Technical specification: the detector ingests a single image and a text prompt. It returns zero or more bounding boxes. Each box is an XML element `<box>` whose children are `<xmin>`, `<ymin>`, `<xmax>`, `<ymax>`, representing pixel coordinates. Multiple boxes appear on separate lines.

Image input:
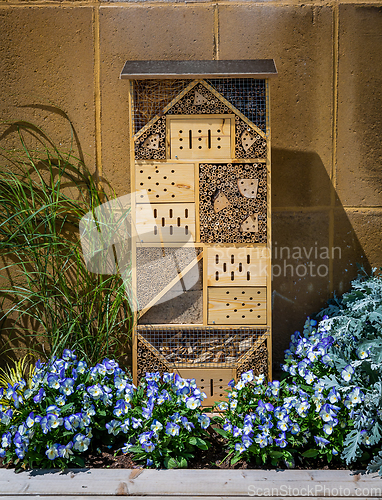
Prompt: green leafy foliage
<box><xmin>111</xmin><ymin>372</ymin><xmax>212</xmax><ymax>468</ymax></box>
<box><xmin>0</xmin><ymin>117</ymin><xmax>131</xmax><ymax>364</ymax></box>
<box><xmin>212</xmin><ymin>373</ymin><xmax>347</xmax><ymax>468</ymax></box>
<box><xmin>0</xmin><ymin>352</ymin><xmax>133</xmax><ymax>468</ymax></box>
<box><xmin>283</xmin><ymin>270</ymin><xmax>382</xmax><ymax>474</ymax></box>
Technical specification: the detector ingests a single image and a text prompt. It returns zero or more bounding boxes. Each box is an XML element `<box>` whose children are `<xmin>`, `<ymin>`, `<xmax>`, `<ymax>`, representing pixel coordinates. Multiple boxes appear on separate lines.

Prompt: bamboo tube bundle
<box><xmin>236</xmin><ymin>341</ymin><xmax>268</xmax><ymax>379</ymax></box>
<box><xmin>168</xmin><ymin>83</ymin><xmax>231</xmax><ymax>116</ymax></box>
<box><xmin>135</xmin><ymin>118</ymin><xmax>166</xmax><ymax>160</ymax></box>
<box><xmin>199</xmin><ymin>162</ymin><xmax>267</xmax><ymax>243</ymax></box>
<box><xmin>234</xmin><ymin>116</ymin><xmax>267</xmax><ymax>160</ymax></box>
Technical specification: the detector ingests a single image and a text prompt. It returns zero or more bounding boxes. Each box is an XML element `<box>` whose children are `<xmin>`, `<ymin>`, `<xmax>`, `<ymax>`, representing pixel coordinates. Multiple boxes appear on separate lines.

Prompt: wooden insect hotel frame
<box><xmin>121</xmin><ymin>60</ymin><xmax>277</xmax><ymax>404</ymax></box>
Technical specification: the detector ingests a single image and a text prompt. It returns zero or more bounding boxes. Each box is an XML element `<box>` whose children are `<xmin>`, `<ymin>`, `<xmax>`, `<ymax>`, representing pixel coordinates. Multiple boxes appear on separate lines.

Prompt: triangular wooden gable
<box><xmin>134</xmin><ymin>79</ymin><xmax>266</xmax><ymax>141</ymax></box>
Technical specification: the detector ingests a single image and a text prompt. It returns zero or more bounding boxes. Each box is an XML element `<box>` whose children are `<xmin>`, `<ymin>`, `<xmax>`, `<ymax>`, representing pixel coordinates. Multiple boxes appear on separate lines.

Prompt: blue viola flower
<box><xmin>323</xmin><ymin>421</ymin><xmax>335</xmax><ymax>435</ymax></box>
<box><xmin>274</xmin><ymin>406</ymin><xmax>288</xmax><ymax>420</ymax></box>
<box><xmin>275</xmin><ymin>433</ymin><xmax>288</xmax><ymax>448</ymax></box>
<box><xmin>1</xmin><ymin>432</ymin><xmax>11</xmax><ymax>448</ymax></box>
<box><xmin>33</xmin><ymin>388</ymin><xmax>46</xmax><ymax>404</ymax></box>
<box><xmin>242</xmin><ymin>435</ymin><xmax>253</xmax><ymax>449</ymax></box>
<box><xmin>132</xmin><ymin>417</ymin><xmax>142</xmax><ymax>429</ymax></box>
<box><xmin>87</xmin><ymin>384</ymin><xmax>103</xmax><ymax>400</ymax></box>
<box><xmin>113</xmin><ymin>399</ymin><xmax>131</xmax><ymax>417</ymax></box>
<box><xmin>198</xmin><ymin>414</ymin><xmax>210</xmax><ymax>429</ymax></box>
<box><xmin>105</xmin><ymin>419</ymin><xmax>121</xmax><ymax>436</ymax></box>
<box><xmin>223</xmin><ymin>420</ymin><xmax>232</xmax><ymax>432</ymax></box>
<box><xmin>120</xmin><ymin>418</ymin><xmax>130</xmax><ymax>434</ymax></box>
<box><xmin>277</xmin><ymin>419</ymin><xmax>289</xmax><ymax>432</ymax></box>
<box><xmin>232</xmin><ymin>426</ymin><xmax>243</xmax><ymax>437</ymax></box>
<box><xmin>360</xmin><ymin>430</ymin><xmax>371</xmax><ymax>445</ymax></box>
<box><xmin>55</xmin><ymin>395</ymin><xmax>66</xmax><ymax>407</ymax></box>
<box><xmin>15</xmin><ymin>445</ymin><xmax>27</xmax><ymax>460</ymax></box>
<box><xmin>83</xmin><ymin>404</ymin><xmax>96</xmax><ymax>418</ymax></box>
<box><xmin>241</xmin><ymin>370</ymin><xmax>254</xmax><ymax>382</ymax></box>
<box><xmin>356</xmin><ymin>346</ymin><xmax>369</xmax><ymax>359</ymax></box>
<box><xmin>121</xmin><ymin>442</ymin><xmax>133</xmax><ymax>454</ymax></box>
<box><xmin>59</xmin><ymin>378</ymin><xmax>75</xmax><ymax>396</ymax></box>
<box><xmin>142</xmin><ymin>441</ymin><xmax>156</xmax><ymax>453</ymax></box>
<box><xmin>24</xmin><ymin>412</ymin><xmax>35</xmax><ymax>429</ymax></box>
<box><xmin>64</xmin><ymin>413</ymin><xmax>81</xmax><ymax>432</ymax></box>
<box><xmin>62</xmin><ymin>349</ymin><xmax>76</xmax><ymax>361</ymax></box>
<box><xmin>348</xmin><ymin>387</ymin><xmax>364</xmax><ymax>405</ymax></box>
<box><xmin>290</xmin><ymin>422</ymin><xmax>300</xmax><ymax>435</ymax></box>
<box><xmin>255</xmin><ymin>433</ymin><xmax>269</xmax><ymax>448</ymax></box>
<box><xmin>314</xmin><ymin>435</ymin><xmax>330</xmax><ymax>448</ymax></box>
<box><xmin>142</xmin><ymin>406</ymin><xmax>153</xmax><ymax>420</ymax></box>
<box><xmin>267</xmin><ymin>380</ymin><xmax>280</xmax><ymax>396</ymax></box>
<box><xmin>47</xmin><ymin>374</ymin><xmax>60</xmax><ymax>389</ymax></box>
<box><xmin>163</xmin><ymin>372</ymin><xmax>174</xmax><ymax>383</ymax></box>
<box><xmin>165</xmin><ymin>422</ymin><xmax>180</xmax><ymax>436</ymax></box>
<box><xmin>77</xmin><ymin>360</ymin><xmax>87</xmax><ymax>374</ymax></box>
<box><xmin>181</xmin><ymin>417</ymin><xmax>194</xmax><ymax>432</ymax></box>
<box><xmin>296</xmin><ymin>400</ymin><xmax>310</xmax><ymax>417</ymax></box>
<box><xmin>139</xmin><ymin>431</ymin><xmax>154</xmax><ymax>444</ymax></box>
<box><xmin>103</xmin><ymin>358</ymin><xmax>118</xmax><ymax>374</ymax></box>
<box><xmin>230</xmin><ymin>399</ymin><xmax>238</xmax><ymax>410</ymax></box>
<box><xmin>235</xmin><ymin>379</ymin><xmax>246</xmax><ymax>390</ymax></box>
<box><xmin>254</xmin><ymin>374</ymin><xmax>265</xmax><ymax>385</ymax></box>
<box><xmin>58</xmin><ymin>441</ymin><xmax>74</xmax><ymax>459</ymax></box>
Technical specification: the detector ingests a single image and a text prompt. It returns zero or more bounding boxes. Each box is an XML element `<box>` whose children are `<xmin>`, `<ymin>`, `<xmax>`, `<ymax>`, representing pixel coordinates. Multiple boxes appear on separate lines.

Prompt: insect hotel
<box><xmin>121</xmin><ymin>60</ymin><xmax>277</xmax><ymax>404</ymax></box>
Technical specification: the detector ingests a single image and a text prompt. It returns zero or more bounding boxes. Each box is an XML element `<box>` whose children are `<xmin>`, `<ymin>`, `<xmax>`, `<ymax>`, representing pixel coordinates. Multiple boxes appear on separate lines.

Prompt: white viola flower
<box><xmin>341</xmin><ymin>365</ymin><xmax>354</xmax><ymax>382</ymax></box>
<box><xmin>241</xmin><ymin>370</ymin><xmax>254</xmax><ymax>383</ymax></box>
<box><xmin>357</xmin><ymin>347</ymin><xmax>369</xmax><ymax>360</ymax></box>
<box><xmin>73</xmin><ymin>433</ymin><xmax>91</xmax><ymax>452</ymax></box>
<box><xmin>235</xmin><ymin>442</ymin><xmax>246</xmax><ymax>454</ymax></box>
<box><xmin>186</xmin><ymin>396</ymin><xmax>201</xmax><ymax>410</ymax></box>
<box><xmin>150</xmin><ymin>419</ymin><xmax>163</xmax><ymax>434</ymax></box>
<box><xmin>323</xmin><ymin>422</ymin><xmax>334</xmax><ymax>435</ymax></box>
<box><xmin>254</xmin><ymin>374</ymin><xmax>265</xmax><ymax>385</ymax></box>
<box><xmin>235</xmin><ymin>380</ymin><xmax>245</xmax><ymax>391</ymax></box>
<box><xmin>46</xmin><ymin>444</ymin><xmax>59</xmax><ymax>460</ymax></box>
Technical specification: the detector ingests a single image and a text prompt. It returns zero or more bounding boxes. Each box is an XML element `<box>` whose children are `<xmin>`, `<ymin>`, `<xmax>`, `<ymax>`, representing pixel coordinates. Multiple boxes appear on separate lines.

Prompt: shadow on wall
<box><xmin>271</xmin><ymin>148</ymin><xmax>371</xmax><ymax>376</ymax></box>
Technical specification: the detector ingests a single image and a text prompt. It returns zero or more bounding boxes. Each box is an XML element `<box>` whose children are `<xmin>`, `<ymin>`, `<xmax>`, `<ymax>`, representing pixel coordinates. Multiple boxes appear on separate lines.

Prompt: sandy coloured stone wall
<box><xmin>1</xmin><ymin>0</ymin><xmax>382</xmax><ymax>372</ymax></box>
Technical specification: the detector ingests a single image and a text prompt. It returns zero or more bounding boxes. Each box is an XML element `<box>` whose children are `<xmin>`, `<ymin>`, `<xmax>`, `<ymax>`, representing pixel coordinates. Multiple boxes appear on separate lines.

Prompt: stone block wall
<box><xmin>1</xmin><ymin>0</ymin><xmax>382</xmax><ymax>372</ymax></box>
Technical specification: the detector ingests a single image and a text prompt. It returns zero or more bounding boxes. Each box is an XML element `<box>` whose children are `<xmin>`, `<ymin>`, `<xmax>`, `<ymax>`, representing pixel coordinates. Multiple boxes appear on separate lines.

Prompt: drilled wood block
<box><xmin>169</xmin><ymin>116</ymin><xmax>233</xmax><ymax>160</ymax></box>
<box><xmin>176</xmin><ymin>368</ymin><xmax>235</xmax><ymax>406</ymax></box>
<box><xmin>207</xmin><ymin>247</ymin><xmax>269</xmax><ymax>287</ymax></box>
<box><xmin>135</xmin><ymin>203</ymin><xmax>195</xmax><ymax>243</ymax></box>
<box><xmin>136</xmin><ymin>162</ymin><xmax>195</xmax><ymax>203</ymax></box>
<box><xmin>208</xmin><ymin>287</ymin><xmax>267</xmax><ymax>325</ymax></box>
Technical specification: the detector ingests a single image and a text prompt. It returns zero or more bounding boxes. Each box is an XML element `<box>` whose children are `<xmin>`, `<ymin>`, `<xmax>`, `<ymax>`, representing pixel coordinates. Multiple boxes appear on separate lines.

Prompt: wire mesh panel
<box><xmin>133</xmin><ymin>80</ymin><xmax>191</xmax><ymax>135</ymax></box>
<box><xmin>132</xmin><ymin>79</ymin><xmax>268</xmax><ymax>136</ymax></box>
<box><xmin>137</xmin><ymin>325</ymin><xmax>269</xmax><ymax>368</ymax></box>
<box><xmin>206</xmin><ymin>79</ymin><xmax>267</xmax><ymax>134</ymax></box>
